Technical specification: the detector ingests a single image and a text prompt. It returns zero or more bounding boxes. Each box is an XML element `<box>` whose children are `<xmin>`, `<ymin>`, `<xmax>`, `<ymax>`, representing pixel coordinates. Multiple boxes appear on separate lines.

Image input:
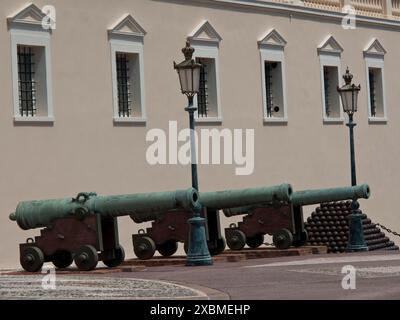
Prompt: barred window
<box><xmin>195</xmin><ymin>57</ymin><xmax>218</xmax><ymax>119</ymax></box>
<box><xmin>264</xmin><ymin>61</ymin><xmax>283</xmax><ymax>118</ymax></box>
<box><xmin>369</xmin><ymin>69</ymin><xmax>377</xmax><ymax>117</ymax></box>
<box><xmin>322</xmin><ymin>65</ymin><xmax>340</xmax><ymax>119</ymax></box>
<box><xmin>196</xmin><ymin>58</ymin><xmax>209</xmax><ymax>117</ymax></box>
<box><xmin>368</xmin><ymin>67</ymin><xmax>384</xmax><ymax>118</ymax></box>
<box><xmin>116</xmin><ymin>53</ymin><xmax>132</xmax><ymax>117</ymax></box>
<box><xmin>17</xmin><ymin>45</ymin><xmax>36</xmax><ymax>117</ymax></box>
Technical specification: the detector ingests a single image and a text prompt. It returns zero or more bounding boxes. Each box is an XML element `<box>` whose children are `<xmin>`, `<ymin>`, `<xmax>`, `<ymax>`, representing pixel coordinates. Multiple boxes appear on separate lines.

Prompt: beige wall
<box><xmin>0</xmin><ymin>0</ymin><xmax>399</xmax><ymax>267</ymax></box>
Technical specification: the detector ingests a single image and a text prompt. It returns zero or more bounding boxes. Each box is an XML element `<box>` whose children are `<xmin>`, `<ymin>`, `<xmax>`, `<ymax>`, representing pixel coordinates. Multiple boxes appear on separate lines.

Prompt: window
<box><xmin>18</xmin><ymin>46</ymin><xmax>37</xmax><ymax>117</ymax></box>
<box><xmin>368</xmin><ymin>67</ymin><xmax>384</xmax><ymax>118</ymax></box>
<box><xmin>264</xmin><ymin>61</ymin><xmax>284</xmax><ymax>118</ymax></box>
<box><xmin>364</xmin><ymin>39</ymin><xmax>387</xmax><ymax>122</ymax></box>
<box><xmin>188</xmin><ymin>20</ymin><xmax>222</xmax><ymax>123</ymax></box>
<box><xmin>258</xmin><ymin>29</ymin><xmax>287</xmax><ymax>122</ymax></box>
<box><xmin>318</xmin><ymin>36</ymin><xmax>343</xmax><ymax>123</ymax></box>
<box><xmin>115</xmin><ymin>52</ymin><xmax>141</xmax><ymax>118</ymax></box>
<box><xmin>9</xmin><ymin>4</ymin><xmax>54</xmax><ymax>123</ymax></box>
<box><xmin>109</xmin><ymin>14</ymin><xmax>146</xmax><ymax>123</ymax></box>
<box><xmin>196</xmin><ymin>57</ymin><xmax>218</xmax><ymax>118</ymax></box>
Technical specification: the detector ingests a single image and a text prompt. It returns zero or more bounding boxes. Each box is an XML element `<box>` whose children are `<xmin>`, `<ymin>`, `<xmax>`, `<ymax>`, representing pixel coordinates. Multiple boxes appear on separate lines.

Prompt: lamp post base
<box><xmin>346</xmin><ymin>201</ymin><xmax>368</xmax><ymax>252</ymax></box>
<box><xmin>186</xmin><ymin>216</ymin><xmax>213</xmax><ymax>266</ymax></box>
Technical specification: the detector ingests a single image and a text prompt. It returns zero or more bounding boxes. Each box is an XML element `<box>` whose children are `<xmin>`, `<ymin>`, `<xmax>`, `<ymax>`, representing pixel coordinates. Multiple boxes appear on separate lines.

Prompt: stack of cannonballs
<box><xmin>304</xmin><ymin>200</ymin><xmax>399</xmax><ymax>253</ymax></box>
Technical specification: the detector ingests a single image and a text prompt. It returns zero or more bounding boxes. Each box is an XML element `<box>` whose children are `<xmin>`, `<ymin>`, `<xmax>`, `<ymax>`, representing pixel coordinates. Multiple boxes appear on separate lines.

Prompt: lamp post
<box><xmin>174</xmin><ymin>41</ymin><xmax>213</xmax><ymax>266</ymax></box>
<box><xmin>337</xmin><ymin>67</ymin><xmax>368</xmax><ymax>252</ymax></box>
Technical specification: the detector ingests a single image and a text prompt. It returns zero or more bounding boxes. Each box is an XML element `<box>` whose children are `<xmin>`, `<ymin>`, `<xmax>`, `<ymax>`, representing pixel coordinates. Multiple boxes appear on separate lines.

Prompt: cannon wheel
<box><xmin>293</xmin><ymin>230</ymin><xmax>309</xmax><ymax>247</ymax></box>
<box><xmin>52</xmin><ymin>250</ymin><xmax>73</xmax><ymax>269</ymax></box>
<box><xmin>74</xmin><ymin>245</ymin><xmax>99</xmax><ymax>271</ymax></box>
<box><xmin>157</xmin><ymin>240</ymin><xmax>178</xmax><ymax>257</ymax></box>
<box><xmin>246</xmin><ymin>234</ymin><xmax>264</xmax><ymax>249</ymax></box>
<box><xmin>227</xmin><ymin>230</ymin><xmax>246</xmax><ymax>251</ymax></box>
<box><xmin>103</xmin><ymin>245</ymin><xmax>125</xmax><ymax>268</ymax></box>
<box><xmin>20</xmin><ymin>246</ymin><xmax>44</xmax><ymax>272</ymax></box>
<box><xmin>208</xmin><ymin>237</ymin><xmax>226</xmax><ymax>256</ymax></box>
<box><xmin>134</xmin><ymin>236</ymin><xmax>156</xmax><ymax>260</ymax></box>
<box><xmin>273</xmin><ymin>229</ymin><xmax>293</xmax><ymax>250</ymax></box>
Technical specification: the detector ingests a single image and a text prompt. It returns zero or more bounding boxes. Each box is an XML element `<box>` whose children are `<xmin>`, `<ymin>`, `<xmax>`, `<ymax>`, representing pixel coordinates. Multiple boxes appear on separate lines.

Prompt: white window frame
<box><xmin>260</xmin><ymin>47</ymin><xmax>288</xmax><ymax>123</ymax></box>
<box><xmin>319</xmin><ymin>54</ymin><xmax>344</xmax><ymax>123</ymax></box>
<box><xmin>10</xmin><ymin>28</ymin><xmax>54</xmax><ymax>123</ymax></box>
<box><xmin>365</xmin><ymin>56</ymin><xmax>387</xmax><ymax>123</ymax></box>
<box><xmin>192</xmin><ymin>43</ymin><xmax>222</xmax><ymax>123</ymax></box>
<box><xmin>110</xmin><ymin>38</ymin><xmax>146</xmax><ymax>123</ymax></box>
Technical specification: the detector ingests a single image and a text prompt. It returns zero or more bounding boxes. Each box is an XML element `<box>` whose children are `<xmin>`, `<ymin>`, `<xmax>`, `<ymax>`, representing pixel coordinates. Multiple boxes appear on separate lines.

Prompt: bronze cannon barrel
<box><xmin>130</xmin><ymin>183</ymin><xmax>293</xmax><ymax>223</ymax></box>
<box><xmin>200</xmin><ymin>184</ymin><xmax>292</xmax><ymax>209</ymax></box>
<box><xmin>9</xmin><ymin>188</ymin><xmax>200</xmax><ymax>230</ymax></box>
<box><xmin>223</xmin><ymin>184</ymin><xmax>370</xmax><ymax>217</ymax></box>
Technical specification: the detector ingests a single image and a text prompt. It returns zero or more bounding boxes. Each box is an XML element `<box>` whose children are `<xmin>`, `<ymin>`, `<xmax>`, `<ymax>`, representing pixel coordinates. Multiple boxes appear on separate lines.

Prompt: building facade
<box><xmin>0</xmin><ymin>0</ymin><xmax>399</xmax><ymax>267</ymax></box>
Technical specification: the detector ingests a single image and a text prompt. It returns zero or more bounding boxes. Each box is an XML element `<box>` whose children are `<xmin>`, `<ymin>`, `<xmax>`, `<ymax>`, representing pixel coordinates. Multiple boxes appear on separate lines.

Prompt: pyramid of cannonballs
<box><xmin>304</xmin><ymin>200</ymin><xmax>399</xmax><ymax>253</ymax></box>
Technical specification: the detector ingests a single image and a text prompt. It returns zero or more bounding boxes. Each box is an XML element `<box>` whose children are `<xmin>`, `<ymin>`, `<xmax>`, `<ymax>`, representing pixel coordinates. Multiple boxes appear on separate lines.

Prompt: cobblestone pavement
<box><xmin>1</xmin><ymin>251</ymin><xmax>400</xmax><ymax>300</ymax></box>
<box><xmin>0</xmin><ymin>275</ymin><xmax>207</xmax><ymax>300</ymax></box>
<box><xmin>114</xmin><ymin>251</ymin><xmax>400</xmax><ymax>299</ymax></box>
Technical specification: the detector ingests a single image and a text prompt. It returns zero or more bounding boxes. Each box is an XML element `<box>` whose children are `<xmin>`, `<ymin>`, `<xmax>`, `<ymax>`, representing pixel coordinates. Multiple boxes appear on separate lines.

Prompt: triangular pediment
<box><xmin>108</xmin><ymin>14</ymin><xmax>146</xmax><ymax>38</ymax></box>
<box><xmin>258</xmin><ymin>29</ymin><xmax>287</xmax><ymax>48</ymax></box>
<box><xmin>318</xmin><ymin>35</ymin><xmax>343</xmax><ymax>54</ymax></box>
<box><xmin>7</xmin><ymin>3</ymin><xmax>47</xmax><ymax>28</ymax></box>
<box><xmin>187</xmin><ymin>21</ymin><xmax>222</xmax><ymax>43</ymax></box>
<box><xmin>364</xmin><ymin>38</ymin><xmax>386</xmax><ymax>56</ymax></box>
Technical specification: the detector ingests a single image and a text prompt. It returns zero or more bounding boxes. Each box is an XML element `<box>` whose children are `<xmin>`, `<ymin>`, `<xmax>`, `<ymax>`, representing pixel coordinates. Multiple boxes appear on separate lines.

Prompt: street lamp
<box><xmin>337</xmin><ymin>67</ymin><xmax>368</xmax><ymax>252</ymax></box>
<box><xmin>174</xmin><ymin>41</ymin><xmax>213</xmax><ymax>266</ymax></box>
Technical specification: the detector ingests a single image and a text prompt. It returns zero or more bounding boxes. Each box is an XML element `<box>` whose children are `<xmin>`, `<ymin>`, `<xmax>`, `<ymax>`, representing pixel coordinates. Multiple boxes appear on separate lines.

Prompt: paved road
<box><xmin>113</xmin><ymin>251</ymin><xmax>400</xmax><ymax>299</ymax></box>
<box><xmin>1</xmin><ymin>251</ymin><xmax>399</xmax><ymax>299</ymax></box>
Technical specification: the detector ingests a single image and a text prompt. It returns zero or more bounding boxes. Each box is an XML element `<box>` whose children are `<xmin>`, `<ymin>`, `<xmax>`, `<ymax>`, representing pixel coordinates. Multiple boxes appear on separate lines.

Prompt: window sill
<box><xmin>368</xmin><ymin>117</ymin><xmax>387</xmax><ymax>124</ymax></box>
<box><xmin>113</xmin><ymin>117</ymin><xmax>147</xmax><ymax>124</ymax></box>
<box><xmin>264</xmin><ymin>117</ymin><xmax>288</xmax><ymax>124</ymax></box>
<box><xmin>195</xmin><ymin>117</ymin><xmax>223</xmax><ymax>124</ymax></box>
<box><xmin>14</xmin><ymin>116</ymin><xmax>54</xmax><ymax>123</ymax></box>
<box><xmin>323</xmin><ymin>117</ymin><xmax>344</xmax><ymax>124</ymax></box>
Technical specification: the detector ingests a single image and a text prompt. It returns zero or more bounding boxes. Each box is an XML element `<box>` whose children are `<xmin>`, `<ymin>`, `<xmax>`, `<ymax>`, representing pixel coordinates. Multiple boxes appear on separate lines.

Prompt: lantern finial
<box><xmin>343</xmin><ymin>67</ymin><xmax>353</xmax><ymax>85</ymax></box>
<box><xmin>182</xmin><ymin>41</ymin><xmax>195</xmax><ymax>61</ymax></box>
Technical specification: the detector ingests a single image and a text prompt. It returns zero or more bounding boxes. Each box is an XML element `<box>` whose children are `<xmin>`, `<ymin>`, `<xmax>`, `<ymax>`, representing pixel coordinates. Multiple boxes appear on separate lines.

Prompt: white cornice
<box><xmin>187</xmin><ymin>0</ymin><xmax>400</xmax><ymax>31</ymax></box>
<box><xmin>364</xmin><ymin>38</ymin><xmax>387</xmax><ymax>56</ymax></box>
<box><xmin>318</xmin><ymin>35</ymin><xmax>344</xmax><ymax>54</ymax></box>
<box><xmin>7</xmin><ymin>3</ymin><xmax>48</xmax><ymax>30</ymax></box>
<box><xmin>187</xmin><ymin>20</ymin><xmax>222</xmax><ymax>43</ymax></box>
<box><xmin>258</xmin><ymin>28</ymin><xmax>287</xmax><ymax>48</ymax></box>
<box><xmin>108</xmin><ymin>14</ymin><xmax>146</xmax><ymax>38</ymax></box>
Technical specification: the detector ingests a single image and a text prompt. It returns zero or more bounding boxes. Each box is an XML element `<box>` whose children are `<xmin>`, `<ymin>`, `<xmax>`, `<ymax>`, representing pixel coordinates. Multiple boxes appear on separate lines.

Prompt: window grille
<box><xmin>265</xmin><ymin>62</ymin><xmax>274</xmax><ymax>117</ymax></box>
<box><xmin>323</xmin><ymin>66</ymin><xmax>330</xmax><ymax>117</ymax></box>
<box><xmin>18</xmin><ymin>46</ymin><xmax>36</xmax><ymax>116</ymax></box>
<box><xmin>369</xmin><ymin>69</ymin><xmax>376</xmax><ymax>117</ymax></box>
<box><xmin>196</xmin><ymin>58</ymin><xmax>209</xmax><ymax>117</ymax></box>
<box><xmin>116</xmin><ymin>53</ymin><xmax>132</xmax><ymax>117</ymax></box>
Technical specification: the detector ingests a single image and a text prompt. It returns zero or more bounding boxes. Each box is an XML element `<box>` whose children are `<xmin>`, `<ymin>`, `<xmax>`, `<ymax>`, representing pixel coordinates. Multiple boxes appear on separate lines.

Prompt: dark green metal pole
<box><xmin>187</xmin><ymin>97</ymin><xmax>199</xmax><ymax>193</ymax></box>
<box><xmin>185</xmin><ymin>96</ymin><xmax>212</xmax><ymax>266</ymax></box>
<box><xmin>346</xmin><ymin>113</ymin><xmax>368</xmax><ymax>252</ymax></box>
<box><xmin>347</xmin><ymin>114</ymin><xmax>357</xmax><ymax>187</ymax></box>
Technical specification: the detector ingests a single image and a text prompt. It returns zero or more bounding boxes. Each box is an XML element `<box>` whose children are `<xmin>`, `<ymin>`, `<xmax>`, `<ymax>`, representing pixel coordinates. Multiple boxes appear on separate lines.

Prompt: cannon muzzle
<box><xmin>223</xmin><ymin>184</ymin><xmax>370</xmax><ymax>217</ymax></box>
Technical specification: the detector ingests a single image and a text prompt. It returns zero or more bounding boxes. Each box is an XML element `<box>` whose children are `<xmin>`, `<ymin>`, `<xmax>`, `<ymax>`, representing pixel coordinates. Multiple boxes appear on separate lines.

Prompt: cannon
<box><xmin>131</xmin><ymin>184</ymin><xmax>292</xmax><ymax>260</ymax></box>
<box><xmin>10</xmin><ymin>188</ymin><xmax>200</xmax><ymax>272</ymax></box>
<box><xmin>223</xmin><ymin>184</ymin><xmax>371</xmax><ymax>250</ymax></box>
